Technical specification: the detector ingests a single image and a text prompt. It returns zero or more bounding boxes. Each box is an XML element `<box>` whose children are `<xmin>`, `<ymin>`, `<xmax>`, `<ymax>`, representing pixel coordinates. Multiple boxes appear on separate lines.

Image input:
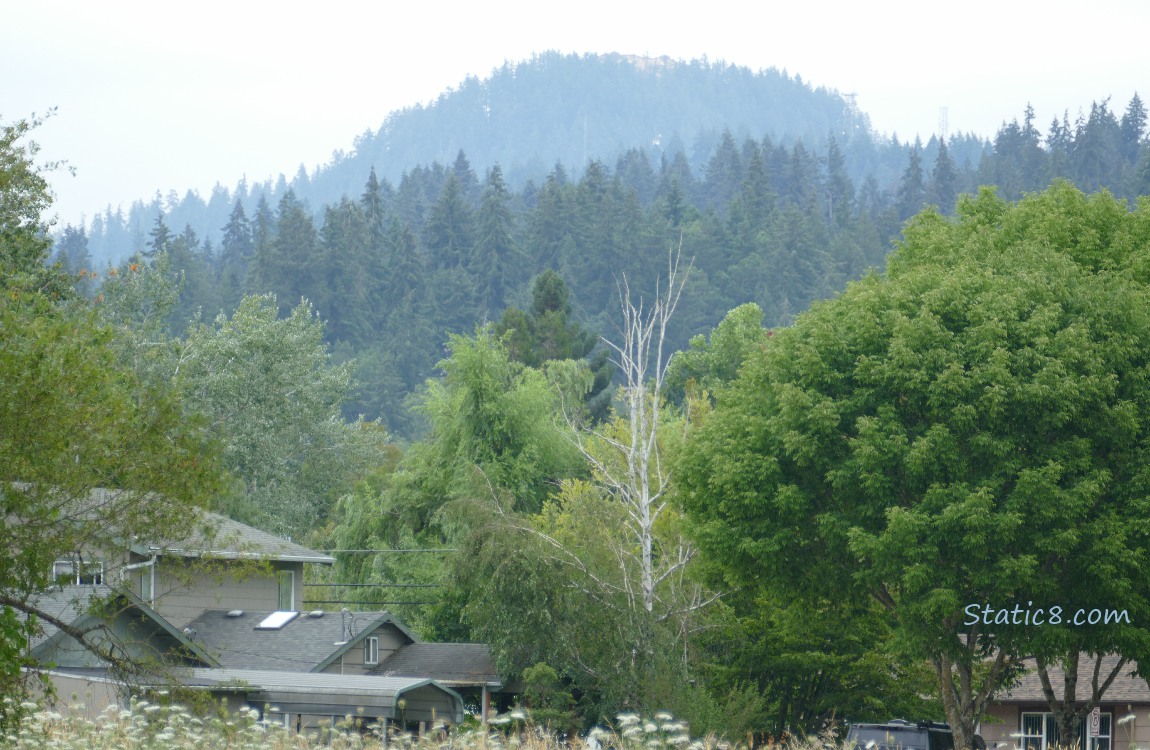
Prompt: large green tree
<box><xmin>0</xmin><ymin>115</ymin><xmax>221</xmax><ymax>721</ymax></box>
<box><xmin>679</xmin><ymin>183</ymin><xmax>1150</xmax><ymax>749</ymax></box>
<box><xmin>176</xmin><ymin>294</ymin><xmax>384</xmax><ymax>536</ymax></box>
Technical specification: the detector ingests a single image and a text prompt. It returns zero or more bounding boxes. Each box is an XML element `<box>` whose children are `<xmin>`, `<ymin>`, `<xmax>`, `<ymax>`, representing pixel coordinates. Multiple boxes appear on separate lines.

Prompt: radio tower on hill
<box><xmin>939</xmin><ymin>106</ymin><xmax>949</xmax><ymax>143</ymax></box>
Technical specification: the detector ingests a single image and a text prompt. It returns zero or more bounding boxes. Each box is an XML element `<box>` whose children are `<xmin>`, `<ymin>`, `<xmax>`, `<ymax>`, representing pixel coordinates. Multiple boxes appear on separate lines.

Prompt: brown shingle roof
<box><xmin>996</xmin><ymin>655</ymin><xmax>1150</xmax><ymax>704</ymax></box>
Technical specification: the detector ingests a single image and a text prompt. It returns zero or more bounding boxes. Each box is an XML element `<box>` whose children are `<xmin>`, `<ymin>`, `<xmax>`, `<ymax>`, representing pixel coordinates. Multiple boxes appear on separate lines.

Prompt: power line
<box><xmin>304</xmin><ymin>583</ymin><xmax>443</xmax><ymax>588</ymax></box>
<box><xmin>317</xmin><ymin>549</ymin><xmax>458</xmax><ymax>554</ymax></box>
<box><xmin>303</xmin><ymin>600</ymin><xmax>436</xmax><ymax>606</ymax></box>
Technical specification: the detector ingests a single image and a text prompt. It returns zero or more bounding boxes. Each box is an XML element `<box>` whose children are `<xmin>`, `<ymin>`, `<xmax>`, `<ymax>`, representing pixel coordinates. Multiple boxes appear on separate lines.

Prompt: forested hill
<box><xmin>312</xmin><ymin>52</ymin><xmax>869</xmax><ymax>194</ymax></box>
<box><xmin>66</xmin><ymin>51</ymin><xmax>952</xmax><ymax>267</ymax></box>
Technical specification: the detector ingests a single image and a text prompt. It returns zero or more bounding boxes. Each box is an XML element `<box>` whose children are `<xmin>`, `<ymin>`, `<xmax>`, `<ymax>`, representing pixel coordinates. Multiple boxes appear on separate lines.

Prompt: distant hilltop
<box><xmin>609</xmin><ymin>53</ymin><xmax>680</xmax><ymax>72</ymax></box>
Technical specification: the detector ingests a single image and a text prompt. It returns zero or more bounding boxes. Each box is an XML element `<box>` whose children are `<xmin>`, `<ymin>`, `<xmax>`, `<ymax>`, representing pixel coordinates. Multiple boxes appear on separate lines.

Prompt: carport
<box><xmin>191</xmin><ymin>668</ymin><xmax>465</xmax><ymax>729</ymax></box>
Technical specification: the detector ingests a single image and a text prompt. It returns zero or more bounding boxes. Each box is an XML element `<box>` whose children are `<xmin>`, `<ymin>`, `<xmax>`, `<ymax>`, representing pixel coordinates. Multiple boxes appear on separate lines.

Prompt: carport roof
<box><xmin>188</xmin><ymin>668</ymin><xmax>465</xmax><ymax>723</ymax></box>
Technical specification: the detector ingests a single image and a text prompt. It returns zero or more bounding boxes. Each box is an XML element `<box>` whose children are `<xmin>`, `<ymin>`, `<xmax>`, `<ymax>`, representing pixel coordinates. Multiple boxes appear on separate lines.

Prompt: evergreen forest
<box><xmin>28</xmin><ymin>51</ymin><xmax>1150</xmax><ymax>740</ymax></box>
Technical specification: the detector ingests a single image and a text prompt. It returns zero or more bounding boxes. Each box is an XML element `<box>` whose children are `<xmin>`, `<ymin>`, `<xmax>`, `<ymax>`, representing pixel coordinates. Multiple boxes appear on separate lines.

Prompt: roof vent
<box><xmin>226</xmin><ymin>609</ymin><xmax>244</xmax><ymax>618</ymax></box>
<box><xmin>307</xmin><ymin>610</ymin><xmax>325</xmax><ymax>618</ymax></box>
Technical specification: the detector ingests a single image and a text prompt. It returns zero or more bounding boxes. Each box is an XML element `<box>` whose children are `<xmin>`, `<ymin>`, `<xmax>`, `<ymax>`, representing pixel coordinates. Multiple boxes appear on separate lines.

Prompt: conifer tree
<box><xmin>824</xmin><ymin>136</ymin><xmax>854</xmax><ymax>226</ymax></box>
<box><xmin>472</xmin><ymin>165</ymin><xmax>518</xmax><ymax>316</ymax></box>
<box><xmin>896</xmin><ymin>141</ymin><xmax>927</xmax><ymax>220</ymax></box>
<box><xmin>146</xmin><ymin>214</ymin><xmax>171</xmax><ymax>258</ymax></box>
<box><xmin>270</xmin><ymin>190</ymin><xmax>320</xmax><ymax>312</ymax></box>
<box><xmin>218</xmin><ymin>200</ymin><xmax>253</xmax><ymax>313</ymax></box>
<box><xmin>929</xmin><ymin>140</ymin><xmax>959</xmax><ymax>213</ymax></box>
<box><xmin>423</xmin><ymin>173</ymin><xmax>474</xmax><ymax>269</ymax></box>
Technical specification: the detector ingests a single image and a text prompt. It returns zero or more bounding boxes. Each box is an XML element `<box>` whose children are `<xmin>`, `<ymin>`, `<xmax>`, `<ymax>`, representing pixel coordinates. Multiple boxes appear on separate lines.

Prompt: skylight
<box><xmin>255</xmin><ymin>611</ymin><xmax>299</xmax><ymax>630</ymax></box>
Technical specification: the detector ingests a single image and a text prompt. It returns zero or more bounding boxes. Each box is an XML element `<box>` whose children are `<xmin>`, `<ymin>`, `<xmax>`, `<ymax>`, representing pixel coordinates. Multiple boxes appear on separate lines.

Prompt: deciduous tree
<box><xmin>679</xmin><ymin>183</ymin><xmax>1150</xmax><ymax>749</ymax></box>
<box><xmin>0</xmin><ymin>114</ymin><xmax>221</xmax><ymax>721</ymax></box>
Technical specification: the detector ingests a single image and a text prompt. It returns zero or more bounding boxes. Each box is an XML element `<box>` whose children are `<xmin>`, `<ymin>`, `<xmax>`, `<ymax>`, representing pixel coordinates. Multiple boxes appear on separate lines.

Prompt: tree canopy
<box><xmin>0</xmin><ymin>115</ymin><xmax>221</xmax><ymax>721</ymax></box>
<box><xmin>678</xmin><ymin>182</ymin><xmax>1150</xmax><ymax>748</ymax></box>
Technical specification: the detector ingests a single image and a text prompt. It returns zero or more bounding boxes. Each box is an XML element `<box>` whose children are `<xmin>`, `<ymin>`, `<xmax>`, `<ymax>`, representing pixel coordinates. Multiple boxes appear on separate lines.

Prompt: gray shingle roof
<box><xmin>20</xmin><ymin>585</ymin><xmax>112</xmax><ymax>648</ymax></box>
<box><xmin>372</xmin><ymin>643</ymin><xmax>501</xmax><ymax>687</ymax></box>
<box><xmin>133</xmin><ymin>511</ymin><xmax>334</xmax><ymax>564</ymax></box>
<box><xmin>996</xmin><ymin>655</ymin><xmax>1150</xmax><ymax>704</ymax></box>
<box><xmin>188</xmin><ymin>668</ymin><xmax>466</xmax><ymax>723</ymax></box>
<box><xmin>9</xmin><ymin>485</ymin><xmax>332</xmax><ymax>564</ymax></box>
<box><xmin>28</xmin><ymin>589</ymin><xmax>218</xmax><ymax>668</ymax></box>
<box><xmin>186</xmin><ymin>609</ymin><xmax>395</xmax><ymax>671</ymax></box>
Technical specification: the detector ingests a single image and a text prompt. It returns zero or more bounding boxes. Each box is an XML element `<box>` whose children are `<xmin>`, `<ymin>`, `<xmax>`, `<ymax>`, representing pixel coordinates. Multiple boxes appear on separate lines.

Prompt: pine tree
<box><xmin>494</xmin><ymin>270</ymin><xmax>612</xmax><ymax>422</ymax></box>
<box><xmin>51</xmin><ymin>225</ymin><xmax>94</xmax><ymax>297</ymax></box>
<box><xmin>146</xmin><ymin>214</ymin><xmax>171</xmax><ymax>258</ymax></box>
<box><xmin>786</xmin><ymin>141</ymin><xmax>820</xmax><ymax>208</ymax></box>
<box><xmin>528</xmin><ymin>166</ymin><xmax>575</xmax><ymax>269</ymax></box>
<box><xmin>423</xmin><ymin>173</ymin><xmax>474</xmax><ymax>269</ymax></box>
<box><xmin>703</xmin><ymin>129</ymin><xmax>743</xmax><ymax>209</ymax></box>
<box><xmin>929</xmin><ymin>140</ymin><xmax>959</xmax><ymax>213</ymax></box>
<box><xmin>896</xmin><ymin>141</ymin><xmax>927</xmax><ymax>220</ymax></box>
<box><xmin>248</xmin><ymin>195</ymin><xmax>276</xmax><ymax>295</ymax></box>
<box><xmin>318</xmin><ymin>198</ymin><xmax>370</xmax><ymax>343</ymax></box>
<box><xmin>270</xmin><ymin>190</ymin><xmax>320</xmax><ymax>312</ymax></box>
<box><xmin>824</xmin><ymin>136</ymin><xmax>854</xmax><ymax>226</ymax></box>
<box><xmin>1073</xmin><ymin>99</ymin><xmax>1123</xmax><ymax>193</ymax></box>
<box><xmin>218</xmin><ymin>200</ymin><xmax>254</xmax><ymax>313</ymax></box>
<box><xmin>383</xmin><ymin>216</ymin><xmax>424</xmax><ymax>302</ymax></box>
<box><xmin>1120</xmin><ymin>93</ymin><xmax>1147</xmax><ymax>164</ymax></box>
<box><xmin>168</xmin><ymin>223</ymin><xmax>216</xmax><ymax>333</ymax></box>
<box><xmin>472</xmin><ymin>165</ymin><xmax>518</xmax><ymax>317</ymax></box>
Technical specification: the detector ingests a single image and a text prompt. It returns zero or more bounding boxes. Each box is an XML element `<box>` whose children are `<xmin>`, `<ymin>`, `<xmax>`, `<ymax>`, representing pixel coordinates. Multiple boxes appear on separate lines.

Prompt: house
<box><xmin>26</xmin><ymin>502</ymin><xmax>503</xmax><ymax>730</ymax></box>
<box><xmin>181</xmin><ymin>607</ymin><xmax>503</xmax><ymax>719</ymax></box>
<box><xmin>982</xmin><ymin>656</ymin><xmax>1150</xmax><ymax>750</ymax></box>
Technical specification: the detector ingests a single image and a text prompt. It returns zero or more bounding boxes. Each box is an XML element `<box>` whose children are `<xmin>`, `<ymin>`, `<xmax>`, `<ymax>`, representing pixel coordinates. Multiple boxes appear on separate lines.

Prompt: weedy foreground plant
<box><xmin>1</xmin><ymin>699</ymin><xmax>836</xmax><ymax>750</ymax></box>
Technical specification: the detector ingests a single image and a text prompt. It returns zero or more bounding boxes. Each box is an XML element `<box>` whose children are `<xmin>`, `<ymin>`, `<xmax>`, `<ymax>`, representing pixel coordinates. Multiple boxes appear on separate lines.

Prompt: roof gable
<box><xmin>30</xmin><ymin>589</ymin><xmax>218</xmax><ymax>669</ymax></box>
<box><xmin>310</xmin><ymin>612</ymin><xmax>421</xmax><ymax>672</ymax></box>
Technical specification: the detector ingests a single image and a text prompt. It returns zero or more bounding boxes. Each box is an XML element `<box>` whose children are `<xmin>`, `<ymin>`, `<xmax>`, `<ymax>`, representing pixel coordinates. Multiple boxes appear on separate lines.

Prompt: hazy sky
<box><xmin>4</xmin><ymin>0</ymin><xmax>1148</xmax><ymax>229</ymax></box>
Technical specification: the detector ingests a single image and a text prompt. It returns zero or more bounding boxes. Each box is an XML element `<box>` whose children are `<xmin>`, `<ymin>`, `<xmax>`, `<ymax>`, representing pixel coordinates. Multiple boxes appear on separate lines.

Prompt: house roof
<box><xmin>186</xmin><ymin>609</ymin><xmax>407</xmax><ymax>671</ymax></box>
<box><xmin>188</xmin><ymin>668</ymin><xmax>465</xmax><ymax>723</ymax></box>
<box><xmin>20</xmin><ymin>584</ymin><xmax>113</xmax><ymax>648</ymax></box>
<box><xmin>371</xmin><ymin>643</ymin><xmax>501</xmax><ymax>688</ymax></box>
<box><xmin>29</xmin><ymin>589</ymin><xmax>218</xmax><ymax>668</ymax></box>
<box><xmin>995</xmin><ymin>655</ymin><xmax>1150</xmax><ymax>704</ymax></box>
<box><xmin>130</xmin><ymin>510</ymin><xmax>334</xmax><ymax>564</ymax></box>
<box><xmin>6</xmin><ymin>484</ymin><xmax>332</xmax><ymax>564</ymax></box>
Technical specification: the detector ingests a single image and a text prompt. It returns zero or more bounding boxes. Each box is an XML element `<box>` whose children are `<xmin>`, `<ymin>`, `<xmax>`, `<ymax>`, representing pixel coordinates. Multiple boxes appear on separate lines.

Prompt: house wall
<box><xmin>36</xmin><ymin>672</ymin><xmax>123</xmax><ymax>719</ymax></box>
<box><xmin>982</xmin><ymin>703</ymin><xmax>1150</xmax><ymax>750</ymax></box>
<box><xmin>150</xmin><ymin>558</ymin><xmax>304</xmax><ymax>628</ymax></box>
<box><xmin>318</xmin><ymin>623</ymin><xmax>411</xmax><ymax>676</ymax></box>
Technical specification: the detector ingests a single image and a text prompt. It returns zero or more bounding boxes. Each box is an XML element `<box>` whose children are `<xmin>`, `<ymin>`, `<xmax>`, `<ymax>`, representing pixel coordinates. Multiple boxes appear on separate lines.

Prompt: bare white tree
<box><xmin>573</xmin><ymin>244</ymin><xmax>692</xmax><ymax>615</ymax></box>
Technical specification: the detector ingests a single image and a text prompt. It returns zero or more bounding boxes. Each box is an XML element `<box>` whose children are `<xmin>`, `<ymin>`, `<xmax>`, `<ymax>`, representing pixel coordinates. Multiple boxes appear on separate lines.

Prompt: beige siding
<box><xmin>982</xmin><ymin>703</ymin><xmax>1150</xmax><ymax>750</ymax></box>
<box><xmin>36</xmin><ymin>673</ymin><xmax>123</xmax><ymax>719</ymax></box>
<box><xmin>317</xmin><ymin>623</ymin><xmax>412</xmax><ymax>676</ymax></box>
<box><xmin>150</xmin><ymin>559</ymin><xmax>303</xmax><ymax>628</ymax></box>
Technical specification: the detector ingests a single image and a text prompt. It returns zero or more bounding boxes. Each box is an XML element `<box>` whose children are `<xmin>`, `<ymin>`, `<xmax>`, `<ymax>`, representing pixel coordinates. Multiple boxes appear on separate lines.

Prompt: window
<box><xmin>137</xmin><ymin>568</ymin><xmax>153</xmax><ymax>602</ymax></box>
<box><xmin>364</xmin><ymin>636</ymin><xmax>379</xmax><ymax>665</ymax></box>
<box><xmin>1021</xmin><ymin>711</ymin><xmax>1111</xmax><ymax>750</ymax></box>
<box><xmin>276</xmin><ymin>570</ymin><xmax>294</xmax><ymax>611</ymax></box>
<box><xmin>52</xmin><ymin>557</ymin><xmax>104</xmax><ymax>586</ymax></box>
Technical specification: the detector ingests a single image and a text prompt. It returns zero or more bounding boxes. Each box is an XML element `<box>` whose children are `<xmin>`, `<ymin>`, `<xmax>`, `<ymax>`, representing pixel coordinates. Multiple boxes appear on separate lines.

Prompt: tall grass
<box><xmin>1</xmin><ymin>698</ymin><xmax>786</xmax><ymax>750</ymax></box>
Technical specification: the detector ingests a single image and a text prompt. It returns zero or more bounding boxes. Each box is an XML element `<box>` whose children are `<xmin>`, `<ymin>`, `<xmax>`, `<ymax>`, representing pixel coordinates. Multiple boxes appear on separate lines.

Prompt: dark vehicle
<box><xmin>847</xmin><ymin>720</ymin><xmax>986</xmax><ymax>750</ymax></box>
